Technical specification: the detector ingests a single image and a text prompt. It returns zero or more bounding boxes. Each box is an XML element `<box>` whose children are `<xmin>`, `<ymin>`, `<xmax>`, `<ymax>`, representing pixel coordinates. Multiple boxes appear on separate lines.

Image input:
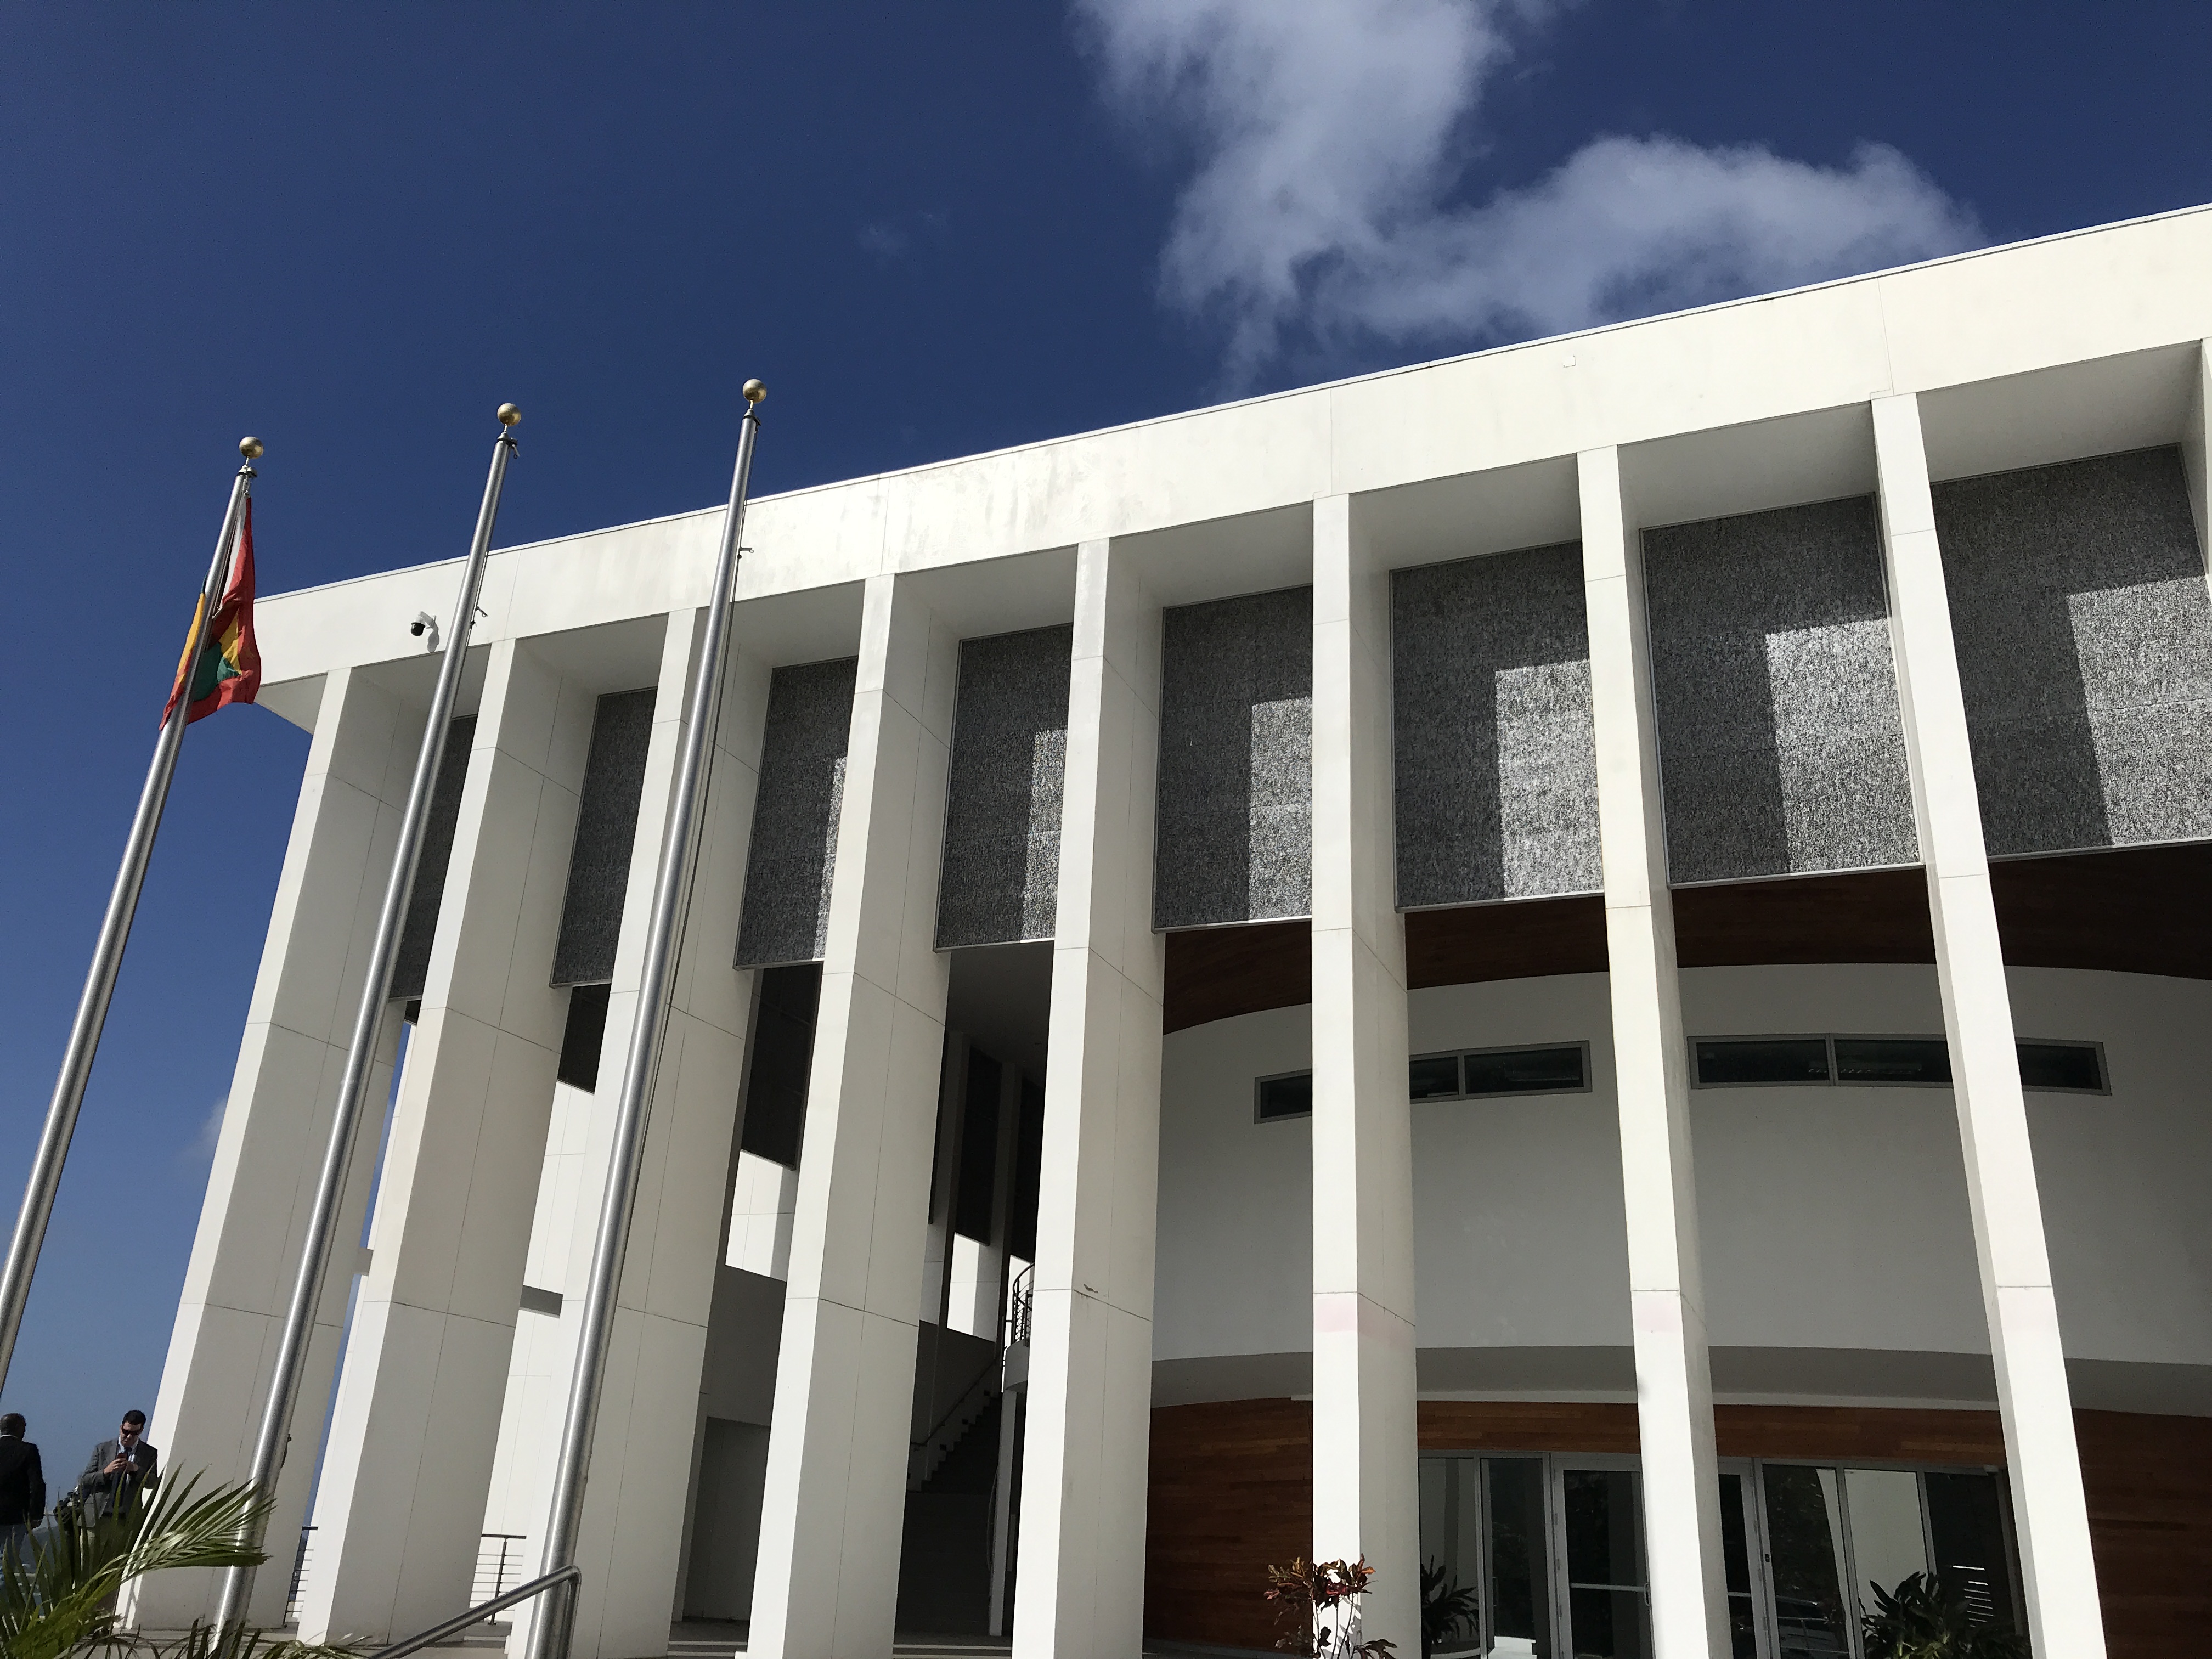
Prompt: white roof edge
<box><xmin>267</xmin><ymin>199</ymin><xmax>2212</xmax><ymax>608</ymax></box>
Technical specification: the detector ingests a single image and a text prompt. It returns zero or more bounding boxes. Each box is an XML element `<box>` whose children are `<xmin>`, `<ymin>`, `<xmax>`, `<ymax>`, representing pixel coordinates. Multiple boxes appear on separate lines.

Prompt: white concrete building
<box><xmin>140</xmin><ymin>206</ymin><xmax>2212</xmax><ymax>1659</ymax></box>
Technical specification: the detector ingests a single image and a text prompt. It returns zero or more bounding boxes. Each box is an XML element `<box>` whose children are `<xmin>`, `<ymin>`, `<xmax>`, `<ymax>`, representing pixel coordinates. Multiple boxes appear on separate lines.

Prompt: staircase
<box><xmin>908</xmin><ymin>1367</ymin><xmax>998</xmax><ymax>1489</ymax></box>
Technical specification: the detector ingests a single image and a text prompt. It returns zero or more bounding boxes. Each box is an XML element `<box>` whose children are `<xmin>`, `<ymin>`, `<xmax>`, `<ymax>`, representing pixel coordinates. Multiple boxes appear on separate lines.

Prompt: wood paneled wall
<box><xmin>1143</xmin><ymin>1400</ymin><xmax>2212</xmax><ymax>1657</ymax></box>
<box><xmin>1156</xmin><ymin>844</ymin><xmax>2212</xmax><ymax>1034</ymax></box>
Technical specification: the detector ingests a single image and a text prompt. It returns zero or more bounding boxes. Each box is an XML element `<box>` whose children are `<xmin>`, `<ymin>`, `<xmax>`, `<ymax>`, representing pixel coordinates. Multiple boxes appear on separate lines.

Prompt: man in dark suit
<box><xmin>0</xmin><ymin>1413</ymin><xmax>44</xmax><ymax>1560</ymax></box>
<box><xmin>76</xmin><ymin>1410</ymin><xmax>157</xmax><ymax>1520</ymax></box>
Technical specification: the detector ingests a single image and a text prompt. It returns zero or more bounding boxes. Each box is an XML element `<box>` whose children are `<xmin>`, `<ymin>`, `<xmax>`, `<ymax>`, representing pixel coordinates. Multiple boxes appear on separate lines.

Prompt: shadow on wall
<box><xmin>1935</xmin><ymin>445</ymin><xmax>2212</xmax><ymax>857</ymax></box>
<box><xmin>1643</xmin><ymin>495</ymin><xmax>1919</xmax><ymax>885</ymax></box>
<box><xmin>1391</xmin><ymin>542</ymin><xmax>1601</xmax><ymax>909</ymax></box>
<box><xmin>1155</xmin><ymin>587</ymin><xmax>1313</xmax><ymax>929</ymax></box>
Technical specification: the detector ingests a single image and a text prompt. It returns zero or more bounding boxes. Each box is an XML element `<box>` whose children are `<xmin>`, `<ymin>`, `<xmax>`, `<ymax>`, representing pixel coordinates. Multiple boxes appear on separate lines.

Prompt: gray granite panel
<box><xmin>733</xmin><ymin>658</ymin><xmax>857</xmax><ymax>968</ymax></box>
<box><xmin>1391</xmin><ymin>543</ymin><xmax>1600</xmax><ymax>907</ymax></box>
<box><xmin>1154</xmin><ymin>586</ymin><xmax>1313</xmax><ymax>929</ymax></box>
<box><xmin>551</xmin><ymin>688</ymin><xmax>656</xmax><ymax>986</ymax></box>
<box><xmin>935</xmin><ymin>625</ymin><xmax>1073</xmax><ymax>949</ymax></box>
<box><xmin>1644</xmin><ymin>495</ymin><xmax>1920</xmax><ymax>884</ymax></box>
<box><xmin>391</xmin><ymin>716</ymin><xmax>476</xmax><ymax>1003</ymax></box>
<box><xmin>1933</xmin><ymin>446</ymin><xmax>2212</xmax><ymax>855</ymax></box>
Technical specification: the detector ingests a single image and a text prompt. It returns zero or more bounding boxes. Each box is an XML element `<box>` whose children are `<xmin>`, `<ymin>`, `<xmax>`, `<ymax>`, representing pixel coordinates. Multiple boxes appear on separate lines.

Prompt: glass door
<box><xmin>1554</xmin><ymin>1460</ymin><xmax>1652</xmax><ymax>1659</ymax></box>
<box><xmin>1718</xmin><ymin>1462</ymin><xmax>1768</xmax><ymax>1659</ymax></box>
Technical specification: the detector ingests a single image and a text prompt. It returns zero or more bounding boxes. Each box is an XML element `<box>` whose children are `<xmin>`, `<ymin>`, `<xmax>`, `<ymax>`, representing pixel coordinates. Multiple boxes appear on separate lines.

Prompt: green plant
<box><xmin>0</xmin><ymin>1475</ymin><xmax>353</xmax><ymax>1659</ymax></box>
<box><xmin>1860</xmin><ymin>1572</ymin><xmax>2027</xmax><ymax>1659</ymax></box>
<box><xmin>1264</xmin><ymin>1556</ymin><xmax>1397</xmax><ymax>1659</ymax></box>
<box><xmin>1418</xmin><ymin>1559</ymin><xmax>1477</xmax><ymax>1656</ymax></box>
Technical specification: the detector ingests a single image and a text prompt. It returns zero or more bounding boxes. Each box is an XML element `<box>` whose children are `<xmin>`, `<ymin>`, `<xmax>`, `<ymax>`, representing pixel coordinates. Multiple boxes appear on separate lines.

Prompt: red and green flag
<box><xmin>164</xmin><ymin>498</ymin><xmax>262</xmax><ymax>725</ymax></box>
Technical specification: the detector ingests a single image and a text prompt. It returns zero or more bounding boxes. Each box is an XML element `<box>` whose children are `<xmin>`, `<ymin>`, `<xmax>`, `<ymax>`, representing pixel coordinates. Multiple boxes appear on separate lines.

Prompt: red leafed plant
<box><xmin>1264</xmin><ymin>1556</ymin><xmax>1398</xmax><ymax>1659</ymax></box>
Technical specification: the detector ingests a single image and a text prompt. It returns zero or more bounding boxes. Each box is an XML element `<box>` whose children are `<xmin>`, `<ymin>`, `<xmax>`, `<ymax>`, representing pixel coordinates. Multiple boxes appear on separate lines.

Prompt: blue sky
<box><xmin>2</xmin><ymin>1</ymin><xmax>2209</xmax><ymax>1479</ymax></box>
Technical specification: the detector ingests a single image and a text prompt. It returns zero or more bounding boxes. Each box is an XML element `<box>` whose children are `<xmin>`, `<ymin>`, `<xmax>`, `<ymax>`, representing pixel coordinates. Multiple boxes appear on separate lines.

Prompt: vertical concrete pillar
<box><xmin>301</xmin><ymin>639</ymin><xmax>594</xmax><ymax>1644</ymax></box>
<box><xmin>1308</xmin><ymin>495</ymin><xmax>1419</xmax><ymax>1650</ymax></box>
<box><xmin>1577</xmin><ymin>447</ymin><xmax>1727</xmax><ymax>1659</ymax></box>
<box><xmin>1871</xmin><ymin>393</ymin><xmax>2108</xmax><ymax>1658</ymax></box>
<box><xmin>133</xmin><ymin>666</ymin><xmax>415</xmax><ymax>1632</ymax></box>
<box><xmin>747</xmin><ymin>573</ymin><xmax>957</xmax><ymax>1658</ymax></box>
<box><xmin>517</xmin><ymin>610</ymin><xmax>769</xmax><ymax>1659</ymax></box>
<box><xmin>2183</xmin><ymin>340</ymin><xmax>2212</xmax><ymax>594</ymax></box>
<box><xmin>1012</xmin><ymin>538</ymin><xmax>1165</xmax><ymax>1658</ymax></box>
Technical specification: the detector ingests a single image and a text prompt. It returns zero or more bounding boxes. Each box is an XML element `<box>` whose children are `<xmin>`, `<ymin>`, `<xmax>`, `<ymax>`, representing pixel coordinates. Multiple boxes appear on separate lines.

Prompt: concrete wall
<box><xmin>1152</xmin><ymin>963</ymin><xmax>2212</xmax><ymax>1406</ymax></box>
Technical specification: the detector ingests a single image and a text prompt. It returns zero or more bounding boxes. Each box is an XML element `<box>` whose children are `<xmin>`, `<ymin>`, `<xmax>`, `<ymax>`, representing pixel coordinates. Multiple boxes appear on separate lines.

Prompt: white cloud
<box><xmin>1073</xmin><ymin>0</ymin><xmax>1982</xmax><ymax>380</ymax></box>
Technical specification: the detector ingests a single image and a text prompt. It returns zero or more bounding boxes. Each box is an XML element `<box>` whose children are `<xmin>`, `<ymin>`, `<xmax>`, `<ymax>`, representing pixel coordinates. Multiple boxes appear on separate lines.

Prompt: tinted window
<box><xmin>1695</xmin><ymin>1038</ymin><xmax>1831</xmax><ymax>1086</ymax></box>
<box><xmin>1834</xmin><ymin>1037</ymin><xmax>1951</xmax><ymax>1086</ymax></box>
<box><xmin>1408</xmin><ymin>1054</ymin><xmax>1462</xmax><ymax>1099</ymax></box>
<box><xmin>2018</xmin><ymin>1042</ymin><xmax>2103</xmax><ymax>1093</ymax></box>
<box><xmin>1464</xmin><ymin>1045</ymin><xmax>1587</xmax><ymax>1097</ymax></box>
<box><xmin>1256</xmin><ymin>1071</ymin><xmax>1312</xmax><ymax>1121</ymax></box>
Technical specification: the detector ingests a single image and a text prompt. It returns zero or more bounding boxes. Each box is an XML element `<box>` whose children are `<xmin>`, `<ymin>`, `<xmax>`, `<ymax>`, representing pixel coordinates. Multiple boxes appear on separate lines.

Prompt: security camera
<box><xmin>410</xmin><ymin>612</ymin><xmax>437</xmax><ymax>639</ymax></box>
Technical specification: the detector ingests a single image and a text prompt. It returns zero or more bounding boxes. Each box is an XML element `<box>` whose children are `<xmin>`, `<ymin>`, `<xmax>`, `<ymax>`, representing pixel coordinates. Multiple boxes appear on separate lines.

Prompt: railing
<box><xmin>363</xmin><ymin>1564</ymin><xmax>580</xmax><ymax>1659</ymax></box>
<box><xmin>471</xmin><ymin>1533</ymin><xmax>530</xmax><ymax>1619</ymax></box>
<box><xmin>1007</xmin><ymin>1263</ymin><xmax>1033</xmax><ymax>1347</ymax></box>
<box><xmin>284</xmin><ymin>1526</ymin><xmax>315</xmax><ymax>1625</ymax></box>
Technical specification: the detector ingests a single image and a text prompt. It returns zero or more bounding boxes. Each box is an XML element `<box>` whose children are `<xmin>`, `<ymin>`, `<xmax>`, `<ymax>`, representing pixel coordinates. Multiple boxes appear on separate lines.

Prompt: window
<box><xmin>2017</xmin><ymin>1040</ymin><xmax>2106</xmax><ymax>1094</ymax></box>
<box><xmin>1418</xmin><ymin>1452</ymin><xmax>2021</xmax><ymax>1659</ymax></box>
<box><xmin>1409</xmin><ymin>1043</ymin><xmax>1591</xmax><ymax>1103</ymax></box>
<box><xmin>1692</xmin><ymin>1034</ymin><xmax>2106</xmax><ymax>1093</ymax></box>
<box><xmin>1254</xmin><ymin>1069</ymin><xmax>1312</xmax><ymax>1122</ymax></box>
<box><xmin>1695</xmin><ymin>1037</ymin><xmax>1831</xmax><ymax>1087</ymax></box>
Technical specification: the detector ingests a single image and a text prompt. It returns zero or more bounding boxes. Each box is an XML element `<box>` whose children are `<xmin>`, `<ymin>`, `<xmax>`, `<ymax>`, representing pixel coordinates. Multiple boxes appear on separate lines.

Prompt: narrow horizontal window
<box><xmin>2017</xmin><ymin>1041</ymin><xmax>2105</xmax><ymax>1094</ymax></box>
<box><xmin>1255</xmin><ymin>1069</ymin><xmax>1313</xmax><ymax>1122</ymax></box>
<box><xmin>1462</xmin><ymin>1044</ymin><xmax>1588</xmax><ymax>1098</ymax></box>
<box><xmin>1408</xmin><ymin>1053</ymin><xmax>1462</xmax><ymax>1100</ymax></box>
<box><xmin>1834</xmin><ymin>1037</ymin><xmax>1951</xmax><ymax>1086</ymax></box>
<box><xmin>1695</xmin><ymin>1037</ymin><xmax>1831</xmax><ymax>1086</ymax></box>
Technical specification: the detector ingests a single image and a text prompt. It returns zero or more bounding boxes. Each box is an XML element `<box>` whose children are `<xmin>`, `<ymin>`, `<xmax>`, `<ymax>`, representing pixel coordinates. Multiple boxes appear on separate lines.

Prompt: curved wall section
<box><xmin>1152</xmin><ymin>963</ymin><xmax>2212</xmax><ymax>1410</ymax></box>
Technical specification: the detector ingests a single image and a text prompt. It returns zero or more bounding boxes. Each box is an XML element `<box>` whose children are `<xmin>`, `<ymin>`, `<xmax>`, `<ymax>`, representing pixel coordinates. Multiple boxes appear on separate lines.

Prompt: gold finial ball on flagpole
<box><xmin>742</xmin><ymin>380</ymin><xmax>767</xmax><ymax>405</ymax></box>
<box><xmin>497</xmin><ymin>403</ymin><xmax>522</xmax><ymax>427</ymax></box>
<box><xmin>239</xmin><ymin>436</ymin><xmax>265</xmax><ymax>459</ymax></box>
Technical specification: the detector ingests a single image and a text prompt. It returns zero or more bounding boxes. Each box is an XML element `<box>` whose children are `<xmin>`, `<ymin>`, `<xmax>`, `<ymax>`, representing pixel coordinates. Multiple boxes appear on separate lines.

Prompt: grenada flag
<box><xmin>164</xmin><ymin>498</ymin><xmax>262</xmax><ymax>725</ymax></box>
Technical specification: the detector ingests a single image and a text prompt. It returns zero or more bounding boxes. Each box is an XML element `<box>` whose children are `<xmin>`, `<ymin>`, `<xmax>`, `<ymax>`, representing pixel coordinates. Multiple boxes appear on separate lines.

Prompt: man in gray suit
<box><xmin>76</xmin><ymin>1410</ymin><xmax>157</xmax><ymax>1520</ymax></box>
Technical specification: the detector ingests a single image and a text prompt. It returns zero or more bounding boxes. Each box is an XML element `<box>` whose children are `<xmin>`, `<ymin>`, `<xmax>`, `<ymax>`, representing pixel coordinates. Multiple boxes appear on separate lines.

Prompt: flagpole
<box><xmin>0</xmin><ymin>437</ymin><xmax>262</xmax><ymax>1400</ymax></box>
<box><xmin>215</xmin><ymin>404</ymin><xmax>521</xmax><ymax>1636</ymax></box>
<box><xmin>527</xmin><ymin>379</ymin><xmax>766</xmax><ymax>1659</ymax></box>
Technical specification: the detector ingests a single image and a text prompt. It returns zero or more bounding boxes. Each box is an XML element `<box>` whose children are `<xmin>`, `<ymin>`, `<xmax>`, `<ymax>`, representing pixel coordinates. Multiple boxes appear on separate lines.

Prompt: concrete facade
<box><xmin>139</xmin><ymin>208</ymin><xmax>2212</xmax><ymax>1658</ymax></box>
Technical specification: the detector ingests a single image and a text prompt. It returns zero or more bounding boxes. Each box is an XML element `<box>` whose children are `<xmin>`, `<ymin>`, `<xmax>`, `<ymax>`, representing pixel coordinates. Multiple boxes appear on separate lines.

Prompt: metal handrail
<box><xmin>365</xmin><ymin>1565</ymin><xmax>579</xmax><ymax>1659</ymax></box>
<box><xmin>1007</xmin><ymin>1263</ymin><xmax>1034</xmax><ymax>1347</ymax></box>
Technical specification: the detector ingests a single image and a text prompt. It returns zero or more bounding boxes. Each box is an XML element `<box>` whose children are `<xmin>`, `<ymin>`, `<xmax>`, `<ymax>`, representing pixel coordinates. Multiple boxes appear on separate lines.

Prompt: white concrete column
<box><xmin>1012</xmin><ymin>538</ymin><xmax>1165</xmax><ymax>1659</ymax></box>
<box><xmin>1871</xmin><ymin>393</ymin><xmax>2108</xmax><ymax>1658</ymax></box>
<box><xmin>2183</xmin><ymin>340</ymin><xmax>2212</xmax><ymax>592</ymax></box>
<box><xmin>301</xmin><ymin>639</ymin><xmax>595</xmax><ymax>1644</ymax></box>
<box><xmin>1577</xmin><ymin>448</ymin><xmax>1727</xmax><ymax>1659</ymax></box>
<box><xmin>133</xmin><ymin>665</ymin><xmax>415</xmax><ymax>1632</ymax></box>
<box><xmin>514</xmin><ymin>611</ymin><xmax>769</xmax><ymax>1659</ymax></box>
<box><xmin>747</xmin><ymin>573</ymin><xmax>957</xmax><ymax>1658</ymax></box>
<box><xmin>1308</xmin><ymin>494</ymin><xmax>1420</xmax><ymax>1651</ymax></box>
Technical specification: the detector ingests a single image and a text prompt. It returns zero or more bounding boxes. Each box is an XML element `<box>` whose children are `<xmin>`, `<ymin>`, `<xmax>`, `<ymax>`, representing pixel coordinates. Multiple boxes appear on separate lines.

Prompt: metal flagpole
<box><xmin>528</xmin><ymin>379</ymin><xmax>766</xmax><ymax>1659</ymax></box>
<box><xmin>0</xmin><ymin>436</ymin><xmax>262</xmax><ymax>1398</ymax></box>
<box><xmin>215</xmin><ymin>404</ymin><xmax>522</xmax><ymax>1635</ymax></box>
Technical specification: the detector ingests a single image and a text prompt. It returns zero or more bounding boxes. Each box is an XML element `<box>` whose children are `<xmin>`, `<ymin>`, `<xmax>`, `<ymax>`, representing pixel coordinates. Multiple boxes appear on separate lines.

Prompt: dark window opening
<box><xmin>557</xmin><ymin>983</ymin><xmax>612</xmax><ymax>1091</ymax></box>
<box><xmin>1255</xmin><ymin>1070</ymin><xmax>1313</xmax><ymax>1122</ymax></box>
<box><xmin>1694</xmin><ymin>1033</ymin><xmax>2107</xmax><ymax>1093</ymax></box>
<box><xmin>1006</xmin><ymin>1078</ymin><xmax>1046</xmax><ymax>1262</ymax></box>
<box><xmin>1408</xmin><ymin>1054</ymin><xmax>1462</xmax><ymax>1100</ymax></box>
<box><xmin>1833</xmin><ymin>1037</ymin><xmax>1951</xmax><ymax>1086</ymax></box>
<box><xmin>1694</xmin><ymin>1037</ymin><xmax>1832</xmax><ymax>1086</ymax></box>
<box><xmin>739</xmin><ymin>964</ymin><xmax>821</xmax><ymax>1168</ymax></box>
<box><xmin>955</xmin><ymin>1051</ymin><xmax>1002</xmax><ymax>1242</ymax></box>
<box><xmin>1463</xmin><ymin>1045</ymin><xmax>1588</xmax><ymax>1098</ymax></box>
<box><xmin>2017</xmin><ymin>1041</ymin><xmax>2105</xmax><ymax>1093</ymax></box>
